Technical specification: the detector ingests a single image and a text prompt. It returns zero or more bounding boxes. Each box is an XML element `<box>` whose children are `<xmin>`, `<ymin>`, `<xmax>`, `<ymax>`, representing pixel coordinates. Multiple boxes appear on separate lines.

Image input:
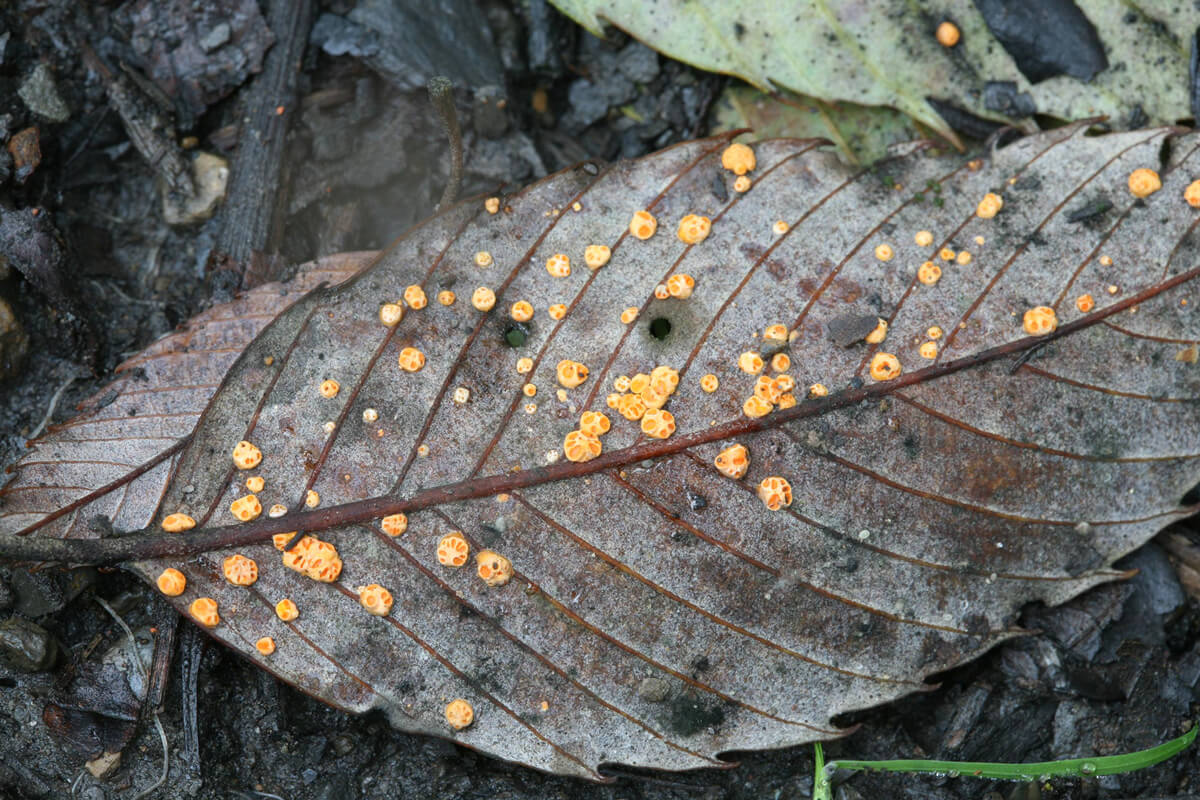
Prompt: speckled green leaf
<box><xmin>2</xmin><ymin>126</ymin><xmax>1198</xmax><ymax>778</ymax></box>
<box><xmin>553</xmin><ymin>0</ymin><xmax>1196</xmax><ymax>146</ymax></box>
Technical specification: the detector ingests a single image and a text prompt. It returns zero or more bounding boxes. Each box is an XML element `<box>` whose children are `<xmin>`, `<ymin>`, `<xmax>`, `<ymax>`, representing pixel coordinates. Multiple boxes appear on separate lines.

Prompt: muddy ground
<box><xmin>0</xmin><ymin>2</ymin><xmax>1198</xmax><ymax>798</ymax></box>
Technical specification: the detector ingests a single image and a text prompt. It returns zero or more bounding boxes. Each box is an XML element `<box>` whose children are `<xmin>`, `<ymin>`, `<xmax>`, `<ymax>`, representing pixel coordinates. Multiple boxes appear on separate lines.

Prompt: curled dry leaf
<box><xmin>2</xmin><ymin>128</ymin><xmax>1199</xmax><ymax>778</ymax></box>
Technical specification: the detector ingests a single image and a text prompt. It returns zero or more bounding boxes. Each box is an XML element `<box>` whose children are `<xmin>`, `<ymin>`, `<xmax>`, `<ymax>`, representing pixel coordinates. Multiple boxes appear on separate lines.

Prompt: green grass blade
<box><xmin>813</xmin><ymin>723</ymin><xmax>1195</xmax><ymax>799</ymax></box>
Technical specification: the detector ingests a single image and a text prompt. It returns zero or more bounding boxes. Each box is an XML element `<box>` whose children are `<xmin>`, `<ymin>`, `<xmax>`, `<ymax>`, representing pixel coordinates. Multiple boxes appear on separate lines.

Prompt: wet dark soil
<box><xmin>0</xmin><ymin>2</ymin><xmax>1197</xmax><ymax>799</ymax></box>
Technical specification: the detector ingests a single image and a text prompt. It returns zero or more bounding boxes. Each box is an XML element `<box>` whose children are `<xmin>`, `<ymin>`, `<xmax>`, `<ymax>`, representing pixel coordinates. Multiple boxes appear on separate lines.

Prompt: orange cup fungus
<box><xmin>255</xmin><ymin>637</ymin><xmax>276</xmax><ymax>656</ymax></box>
<box><xmin>865</xmin><ymin>319</ymin><xmax>889</xmax><ymax>344</ymax></box>
<box><xmin>379</xmin><ymin>302</ymin><xmax>404</xmax><ymax>327</ymax></box>
<box><xmin>580</xmin><ymin>410</ymin><xmax>611</xmax><ymax>436</ymax></box>
<box><xmin>273</xmin><ymin>531</ymin><xmax>297</xmax><ymax>550</ymax></box>
<box><xmin>742</xmin><ymin>395</ymin><xmax>773</xmax><ymax>418</ymax></box>
<box><xmin>245</xmin><ymin>475</ymin><xmax>265</xmax><ymax>493</ymax></box>
<box><xmin>556</xmin><ymin>360</ymin><xmax>589</xmax><ymax>388</ymax></box>
<box><xmin>935</xmin><ymin>20</ymin><xmax>960</xmax><ymax>47</ymax></box>
<box><xmin>808</xmin><ymin>383</ymin><xmax>829</xmax><ymax>398</ymax></box>
<box><xmin>188</xmin><ymin>597</ymin><xmax>219</xmax><ymax>628</ymax></box>
<box><xmin>757</xmin><ymin>476</ymin><xmax>793</xmax><ymax>511</ymax></box>
<box><xmin>437</xmin><ymin>290</ymin><xmax>456</xmax><ymax>306</ymax></box>
<box><xmin>677</xmin><ymin>214</ymin><xmax>711</xmax><ymax>245</ymax></box>
<box><xmin>714</xmin><ymin>444</ymin><xmax>750</xmax><ymax>479</ymax></box>
<box><xmin>617</xmin><ymin>393</ymin><xmax>647</xmax><ymax>421</ymax></box>
<box><xmin>156</xmin><ymin>568</ymin><xmax>186</xmax><ymax>596</ymax></box>
<box><xmin>666</xmin><ymin>273</ymin><xmax>696</xmax><ymax>299</ymax></box>
<box><xmin>1022</xmin><ymin>306</ymin><xmax>1058</xmax><ymax>336</ymax></box>
<box><xmin>641</xmin><ymin>408</ymin><xmax>676</xmax><ymax>439</ymax></box>
<box><xmin>381</xmin><ymin>513</ymin><xmax>408</xmax><ymax>537</ymax></box>
<box><xmin>918</xmin><ymin>261</ymin><xmax>941</xmax><ymax>286</ymax></box>
<box><xmin>738</xmin><ymin>352</ymin><xmax>764</xmax><ymax>374</ymax></box>
<box><xmin>275</xmin><ymin>598</ymin><xmax>299</xmax><ymax>621</ymax></box>
<box><xmin>281</xmin><ymin>536</ymin><xmax>342</xmax><ymax>582</ymax></box>
<box><xmin>914</xmin><ymin>230</ymin><xmax>934</xmax><ymax>247</ymax></box>
<box><xmin>222</xmin><ymin>554</ymin><xmax>259</xmax><ymax>586</ymax></box>
<box><xmin>733</xmin><ymin>175</ymin><xmax>751</xmax><ymax>192</ymax></box>
<box><xmin>232</xmin><ymin>440</ymin><xmax>262</xmax><ymax>470</ymax></box>
<box><xmin>919</xmin><ymin>341</ymin><xmax>938</xmax><ymax>359</ymax></box>
<box><xmin>976</xmin><ymin>192</ymin><xmax>1004</xmax><ymax>218</ymax></box>
<box><xmin>563</xmin><ymin>430</ymin><xmax>602</xmax><ymax>462</ymax></box>
<box><xmin>472</xmin><ymin>287</ymin><xmax>496</xmax><ymax>311</ymax></box>
<box><xmin>161</xmin><ymin>513</ymin><xmax>196</xmax><ymax>533</ymax></box>
<box><xmin>721</xmin><ymin>142</ymin><xmax>756</xmax><ymax>175</ymax></box>
<box><xmin>230</xmin><ymin>494</ymin><xmax>262</xmax><ymax>522</ymax></box>
<box><xmin>629</xmin><ymin>210</ymin><xmax>657</xmax><ymax>239</ymax></box>
<box><xmin>548</xmin><ymin>303</ymin><xmax>567</xmax><ymax>320</ymax></box>
<box><xmin>874</xmin><ymin>243</ymin><xmax>894</xmax><ymax>262</ymax></box>
<box><xmin>398</xmin><ymin>347</ymin><xmax>426</xmax><ymax>372</ymax></box>
<box><xmin>1128</xmin><ymin>168</ymin><xmax>1162</xmax><ymax>199</ymax></box>
<box><xmin>700</xmin><ymin>373</ymin><xmax>719</xmax><ymax>393</ymax></box>
<box><xmin>754</xmin><ymin>375</ymin><xmax>783</xmax><ymax>405</ymax></box>
<box><xmin>764</xmin><ymin>324</ymin><xmax>788</xmax><ymax>343</ymax></box>
<box><xmin>771</xmin><ymin>353</ymin><xmax>791</xmax><ymax>372</ymax></box>
<box><xmin>545</xmin><ymin>253</ymin><xmax>571</xmax><ymax>278</ymax></box>
<box><xmin>584</xmin><ymin>244</ymin><xmax>611</xmax><ymax>269</ymax></box>
<box><xmin>437</xmin><ymin>532</ymin><xmax>470</xmax><ymax>567</ymax></box>
<box><xmin>445</xmin><ymin>698</ymin><xmax>474</xmax><ymax>730</ymax></box>
<box><xmin>319</xmin><ymin>379</ymin><xmax>340</xmax><ymax>398</ymax></box>
<box><xmin>869</xmin><ymin>353</ymin><xmax>902</xmax><ymax>381</ymax></box>
<box><xmin>404</xmin><ymin>285</ymin><xmax>427</xmax><ymax>309</ymax></box>
<box><xmin>476</xmin><ymin>550</ymin><xmax>514</xmax><ymax>587</ymax></box>
<box><xmin>1185</xmin><ymin>180</ymin><xmax>1200</xmax><ymax>208</ymax></box>
<box><xmin>357</xmin><ymin>584</ymin><xmax>394</xmax><ymax>616</ymax></box>
<box><xmin>649</xmin><ymin>365</ymin><xmax>679</xmax><ymax>395</ymax></box>
<box><xmin>510</xmin><ymin>300</ymin><xmax>534</xmax><ymax>322</ymax></box>
<box><xmin>1075</xmin><ymin>294</ymin><xmax>1095</xmax><ymax>313</ymax></box>
<box><xmin>620</xmin><ymin>307</ymin><xmax>639</xmax><ymax>324</ymax></box>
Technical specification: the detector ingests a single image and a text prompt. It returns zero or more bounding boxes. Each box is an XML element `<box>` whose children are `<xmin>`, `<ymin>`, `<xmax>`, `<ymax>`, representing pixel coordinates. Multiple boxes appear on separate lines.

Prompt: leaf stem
<box><xmin>1</xmin><ymin>262</ymin><xmax>1198</xmax><ymax>567</ymax></box>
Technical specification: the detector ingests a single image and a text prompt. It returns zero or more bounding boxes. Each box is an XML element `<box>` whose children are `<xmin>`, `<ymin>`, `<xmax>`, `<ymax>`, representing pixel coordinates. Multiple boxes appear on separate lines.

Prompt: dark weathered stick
<box><xmin>213</xmin><ymin>0</ymin><xmax>315</xmax><ymax>274</ymax></box>
<box><xmin>2</xmin><ymin>262</ymin><xmax>1196</xmax><ymax>567</ymax></box>
<box><xmin>428</xmin><ymin>76</ymin><xmax>464</xmax><ymax>210</ymax></box>
<box><xmin>79</xmin><ymin>42</ymin><xmax>194</xmax><ymax>196</ymax></box>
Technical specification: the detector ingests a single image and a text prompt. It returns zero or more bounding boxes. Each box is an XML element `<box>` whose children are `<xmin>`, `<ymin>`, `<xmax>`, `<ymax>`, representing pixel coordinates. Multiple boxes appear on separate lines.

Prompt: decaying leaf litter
<box><xmin>4</xmin><ymin>118</ymin><xmax>1199</xmax><ymax>782</ymax></box>
<box><xmin>0</xmin><ymin>1</ymin><xmax>1195</xmax><ymax>800</ymax></box>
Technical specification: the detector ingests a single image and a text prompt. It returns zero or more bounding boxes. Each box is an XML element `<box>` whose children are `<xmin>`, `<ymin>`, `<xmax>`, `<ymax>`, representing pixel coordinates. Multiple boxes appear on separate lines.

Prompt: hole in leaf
<box><xmin>1183</xmin><ymin>482</ymin><xmax>1200</xmax><ymax>507</ymax></box>
<box><xmin>503</xmin><ymin>323</ymin><xmax>530</xmax><ymax>348</ymax></box>
<box><xmin>649</xmin><ymin>317</ymin><xmax>671</xmax><ymax>340</ymax></box>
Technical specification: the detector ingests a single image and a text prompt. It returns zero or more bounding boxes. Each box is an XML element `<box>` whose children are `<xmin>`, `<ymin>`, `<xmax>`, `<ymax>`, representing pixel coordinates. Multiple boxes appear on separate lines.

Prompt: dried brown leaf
<box><xmin>2</xmin><ymin>128</ymin><xmax>1199</xmax><ymax>778</ymax></box>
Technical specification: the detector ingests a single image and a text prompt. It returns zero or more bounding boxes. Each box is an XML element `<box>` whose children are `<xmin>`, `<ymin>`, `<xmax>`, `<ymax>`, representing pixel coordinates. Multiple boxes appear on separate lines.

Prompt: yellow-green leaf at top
<box><xmin>552</xmin><ymin>0</ymin><xmax>1197</xmax><ymax>147</ymax></box>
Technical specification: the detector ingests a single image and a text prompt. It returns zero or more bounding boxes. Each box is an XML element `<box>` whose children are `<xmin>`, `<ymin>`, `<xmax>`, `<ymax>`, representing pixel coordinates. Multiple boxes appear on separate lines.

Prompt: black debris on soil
<box><xmin>0</xmin><ymin>1</ymin><xmax>1197</xmax><ymax>799</ymax></box>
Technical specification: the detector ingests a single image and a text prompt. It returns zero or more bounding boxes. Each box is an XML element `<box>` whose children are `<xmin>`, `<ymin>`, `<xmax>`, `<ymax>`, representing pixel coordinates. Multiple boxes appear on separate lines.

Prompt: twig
<box><xmin>1</xmin><ymin>261</ymin><xmax>1196</xmax><ymax>567</ymax></box>
<box><xmin>428</xmin><ymin>77</ymin><xmax>463</xmax><ymax>210</ymax></box>
<box><xmin>213</xmin><ymin>0</ymin><xmax>315</xmax><ymax>278</ymax></box>
<box><xmin>95</xmin><ymin>598</ymin><xmax>170</xmax><ymax>800</ymax></box>
<box><xmin>28</xmin><ymin>374</ymin><xmax>76</xmax><ymax>440</ymax></box>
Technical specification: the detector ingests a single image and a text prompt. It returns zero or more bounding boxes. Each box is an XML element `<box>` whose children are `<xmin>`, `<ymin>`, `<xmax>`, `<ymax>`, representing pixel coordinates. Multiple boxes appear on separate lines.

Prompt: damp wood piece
<box><xmin>212</xmin><ymin>0</ymin><xmax>316</xmax><ymax>280</ymax></box>
<box><xmin>2</xmin><ymin>128</ymin><xmax>1200</xmax><ymax>780</ymax></box>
